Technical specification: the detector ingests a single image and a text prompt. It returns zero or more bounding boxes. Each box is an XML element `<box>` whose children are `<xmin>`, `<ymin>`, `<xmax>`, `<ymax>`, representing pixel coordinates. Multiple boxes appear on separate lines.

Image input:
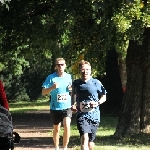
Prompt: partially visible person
<box><xmin>0</xmin><ymin>80</ymin><xmax>9</xmax><ymax>110</ymax></box>
<box><xmin>71</xmin><ymin>60</ymin><xmax>107</xmax><ymax>150</ymax></box>
<box><xmin>42</xmin><ymin>58</ymin><xmax>72</xmax><ymax>150</ymax></box>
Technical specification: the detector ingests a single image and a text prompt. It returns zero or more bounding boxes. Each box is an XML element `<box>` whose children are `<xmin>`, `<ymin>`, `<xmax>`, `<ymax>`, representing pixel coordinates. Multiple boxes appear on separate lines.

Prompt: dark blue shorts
<box><xmin>76</xmin><ymin>115</ymin><xmax>99</xmax><ymax>142</ymax></box>
<box><xmin>50</xmin><ymin>108</ymin><xmax>72</xmax><ymax>125</ymax></box>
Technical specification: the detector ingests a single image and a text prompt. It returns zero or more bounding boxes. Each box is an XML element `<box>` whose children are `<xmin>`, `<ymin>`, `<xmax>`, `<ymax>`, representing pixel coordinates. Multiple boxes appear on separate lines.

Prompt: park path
<box><xmin>12</xmin><ymin>110</ymin><xmax>75</xmax><ymax>150</ymax></box>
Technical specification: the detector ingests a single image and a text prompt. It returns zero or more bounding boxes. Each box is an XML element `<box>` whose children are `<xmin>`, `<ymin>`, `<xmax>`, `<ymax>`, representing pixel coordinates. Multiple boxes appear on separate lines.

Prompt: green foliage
<box><xmin>0</xmin><ymin>0</ymin><xmax>150</xmax><ymax>101</ymax></box>
<box><xmin>0</xmin><ymin>63</ymin><xmax>5</xmax><ymax>71</ymax></box>
<box><xmin>112</xmin><ymin>0</ymin><xmax>150</xmax><ymax>53</ymax></box>
<box><xmin>0</xmin><ymin>0</ymin><xmax>11</xmax><ymax>10</ymax></box>
<box><xmin>0</xmin><ymin>74</ymin><xmax>30</xmax><ymax>101</ymax></box>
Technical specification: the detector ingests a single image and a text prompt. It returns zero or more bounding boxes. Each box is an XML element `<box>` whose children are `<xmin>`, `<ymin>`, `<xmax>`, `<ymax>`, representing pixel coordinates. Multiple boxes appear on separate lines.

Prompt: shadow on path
<box><xmin>11</xmin><ymin>111</ymin><xmax>78</xmax><ymax>150</ymax></box>
<box><xmin>12</xmin><ymin>111</ymin><xmax>55</xmax><ymax>149</ymax></box>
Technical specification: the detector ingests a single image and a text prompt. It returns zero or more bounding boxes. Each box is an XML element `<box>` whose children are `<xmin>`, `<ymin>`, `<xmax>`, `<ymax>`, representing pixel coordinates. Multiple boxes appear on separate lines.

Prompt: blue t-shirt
<box><xmin>42</xmin><ymin>72</ymin><xmax>72</xmax><ymax>110</ymax></box>
<box><xmin>72</xmin><ymin>78</ymin><xmax>106</xmax><ymax>122</ymax></box>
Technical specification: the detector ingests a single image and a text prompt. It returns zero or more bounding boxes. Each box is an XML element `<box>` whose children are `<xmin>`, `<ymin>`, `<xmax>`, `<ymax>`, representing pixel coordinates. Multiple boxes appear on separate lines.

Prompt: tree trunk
<box><xmin>114</xmin><ymin>28</ymin><xmax>150</xmax><ymax>137</ymax></box>
<box><xmin>100</xmin><ymin>48</ymin><xmax>123</xmax><ymax>114</ymax></box>
<box><xmin>118</xmin><ymin>57</ymin><xmax>127</xmax><ymax>91</ymax></box>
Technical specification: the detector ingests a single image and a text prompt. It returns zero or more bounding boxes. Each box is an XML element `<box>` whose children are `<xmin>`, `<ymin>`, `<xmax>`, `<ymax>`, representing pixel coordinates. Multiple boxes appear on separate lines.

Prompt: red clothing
<box><xmin>0</xmin><ymin>80</ymin><xmax>9</xmax><ymax>110</ymax></box>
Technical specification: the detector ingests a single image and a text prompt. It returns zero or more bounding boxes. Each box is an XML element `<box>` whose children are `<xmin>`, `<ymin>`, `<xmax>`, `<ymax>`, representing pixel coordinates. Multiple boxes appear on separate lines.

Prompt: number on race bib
<box><xmin>57</xmin><ymin>94</ymin><xmax>67</xmax><ymax>102</ymax></box>
<box><xmin>80</xmin><ymin>102</ymin><xmax>93</xmax><ymax>112</ymax></box>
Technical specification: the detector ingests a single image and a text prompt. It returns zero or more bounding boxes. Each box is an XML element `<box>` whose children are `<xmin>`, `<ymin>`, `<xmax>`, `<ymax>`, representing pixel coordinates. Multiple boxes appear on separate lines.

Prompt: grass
<box><xmin>9</xmin><ymin>99</ymin><xmax>150</xmax><ymax>150</ymax></box>
<box><xmin>9</xmin><ymin>99</ymin><xmax>50</xmax><ymax>113</ymax></box>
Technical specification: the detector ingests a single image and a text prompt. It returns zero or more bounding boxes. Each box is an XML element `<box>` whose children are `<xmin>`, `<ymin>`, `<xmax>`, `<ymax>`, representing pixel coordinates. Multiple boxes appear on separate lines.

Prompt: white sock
<box><xmin>63</xmin><ymin>148</ymin><xmax>67</xmax><ymax>150</ymax></box>
<box><xmin>55</xmin><ymin>148</ymin><xmax>59</xmax><ymax>150</ymax></box>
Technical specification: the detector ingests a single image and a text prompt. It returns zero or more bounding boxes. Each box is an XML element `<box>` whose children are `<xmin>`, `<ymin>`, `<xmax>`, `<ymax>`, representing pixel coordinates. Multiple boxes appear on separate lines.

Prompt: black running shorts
<box><xmin>50</xmin><ymin>108</ymin><xmax>72</xmax><ymax>125</ymax></box>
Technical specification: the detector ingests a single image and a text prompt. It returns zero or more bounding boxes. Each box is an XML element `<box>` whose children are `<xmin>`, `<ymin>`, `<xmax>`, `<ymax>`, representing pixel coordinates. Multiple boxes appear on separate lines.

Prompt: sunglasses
<box><xmin>56</xmin><ymin>64</ymin><xmax>65</xmax><ymax>66</ymax></box>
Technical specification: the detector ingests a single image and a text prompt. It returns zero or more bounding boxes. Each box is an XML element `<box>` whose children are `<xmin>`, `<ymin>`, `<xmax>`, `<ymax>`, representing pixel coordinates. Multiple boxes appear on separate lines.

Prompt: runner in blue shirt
<box><xmin>71</xmin><ymin>60</ymin><xmax>107</xmax><ymax>150</ymax></box>
<box><xmin>42</xmin><ymin>58</ymin><xmax>72</xmax><ymax>150</ymax></box>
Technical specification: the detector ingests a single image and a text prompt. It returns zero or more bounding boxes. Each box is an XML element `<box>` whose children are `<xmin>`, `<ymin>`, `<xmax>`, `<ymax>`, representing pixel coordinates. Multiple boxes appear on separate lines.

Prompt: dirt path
<box><xmin>12</xmin><ymin>110</ymin><xmax>75</xmax><ymax>150</ymax></box>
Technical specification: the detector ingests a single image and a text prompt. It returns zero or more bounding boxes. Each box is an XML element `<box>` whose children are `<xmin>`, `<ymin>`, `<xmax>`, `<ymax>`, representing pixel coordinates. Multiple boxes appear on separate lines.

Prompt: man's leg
<box><xmin>88</xmin><ymin>142</ymin><xmax>95</xmax><ymax>150</ymax></box>
<box><xmin>81</xmin><ymin>133</ymin><xmax>89</xmax><ymax>150</ymax></box>
<box><xmin>53</xmin><ymin>123</ymin><xmax>61</xmax><ymax>149</ymax></box>
<box><xmin>88</xmin><ymin>121</ymin><xmax>99</xmax><ymax>150</ymax></box>
<box><xmin>62</xmin><ymin>116</ymin><xmax>71</xmax><ymax>148</ymax></box>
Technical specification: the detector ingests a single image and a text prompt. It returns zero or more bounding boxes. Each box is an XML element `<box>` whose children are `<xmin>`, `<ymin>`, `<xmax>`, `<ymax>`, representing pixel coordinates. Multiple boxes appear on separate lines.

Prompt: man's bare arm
<box><xmin>42</xmin><ymin>83</ymin><xmax>58</xmax><ymax>95</ymax></box>
<box><xmin>98</xmin><ymin>95</ymin><xmax>106</xmax><ymax>105</ymax></box>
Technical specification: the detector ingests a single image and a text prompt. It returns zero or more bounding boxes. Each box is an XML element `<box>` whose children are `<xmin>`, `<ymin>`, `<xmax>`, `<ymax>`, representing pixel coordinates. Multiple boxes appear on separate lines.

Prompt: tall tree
<box><xmin>114</xmin><ymin>27</ymin><xmax>150</xmax><ymax>136</ymax></box>
<box><xmin>111</xmin><ymin>0</ymin><xmax>150</xmax><ymax>136</ymax></box>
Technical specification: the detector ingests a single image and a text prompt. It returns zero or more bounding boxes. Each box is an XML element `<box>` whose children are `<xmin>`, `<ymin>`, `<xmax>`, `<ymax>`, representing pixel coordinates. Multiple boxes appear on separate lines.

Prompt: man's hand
<box><xmin>67</xmin><ymin>84</ymin><xmax>72</xmax><ymax>92</ymax></box>
<box><xmin>90</xmin><ymin>101</ymin><xmax>99</xmax><ymax>108</ymax></box>
<box><xmin>71</xmin><ymin>104</ymin><xmax>77</xmax><ymax>112</ymax></box>
<box><xmin>53</xmin><ymin>82</ymin><xmax>59</xmax><ymax>89</ymax></box>
<box><xmin>42</xmin><ymin>82</ymin><xmax>59</xmax><ymax>95</ymax></box>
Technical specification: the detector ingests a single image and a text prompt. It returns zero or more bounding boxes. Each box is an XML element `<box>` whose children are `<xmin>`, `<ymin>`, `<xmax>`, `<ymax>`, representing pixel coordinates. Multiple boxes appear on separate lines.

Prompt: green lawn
<box><xmin>9</xmin><ymin>99</ymin><xmax>150</xmax><ymax>150</ymax></box>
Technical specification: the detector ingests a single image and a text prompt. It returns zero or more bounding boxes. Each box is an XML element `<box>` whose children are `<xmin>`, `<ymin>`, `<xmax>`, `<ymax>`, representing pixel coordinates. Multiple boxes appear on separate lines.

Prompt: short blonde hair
<box><xmin>78</xmin><ymin>60</ymin><xmax>91</xmax><ymax>69</ymax></box>
<box><xmin>55</xmin><ymin>58</ymin><xmax>66</xmax><ymax>64</ymax></box>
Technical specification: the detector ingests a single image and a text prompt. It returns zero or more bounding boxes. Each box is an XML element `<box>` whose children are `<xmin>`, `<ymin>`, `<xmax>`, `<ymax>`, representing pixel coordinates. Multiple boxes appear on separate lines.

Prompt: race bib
<box><xmin>80</xmin><ymin>101</ymin><xmax>93</xmax><ymax>112</ymax></box>
<box><xmin>57</xmin><ymin>94</ymin><xmax>67</xmax><ymax>102</ymax></box>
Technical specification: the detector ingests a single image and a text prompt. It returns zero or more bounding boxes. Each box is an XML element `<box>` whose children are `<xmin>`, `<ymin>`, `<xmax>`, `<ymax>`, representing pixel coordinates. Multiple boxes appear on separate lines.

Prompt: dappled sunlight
<box><xmin>8</xmin><ymin>101</ymin><xmax>150</xmax><ymax>150</ymax></box>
